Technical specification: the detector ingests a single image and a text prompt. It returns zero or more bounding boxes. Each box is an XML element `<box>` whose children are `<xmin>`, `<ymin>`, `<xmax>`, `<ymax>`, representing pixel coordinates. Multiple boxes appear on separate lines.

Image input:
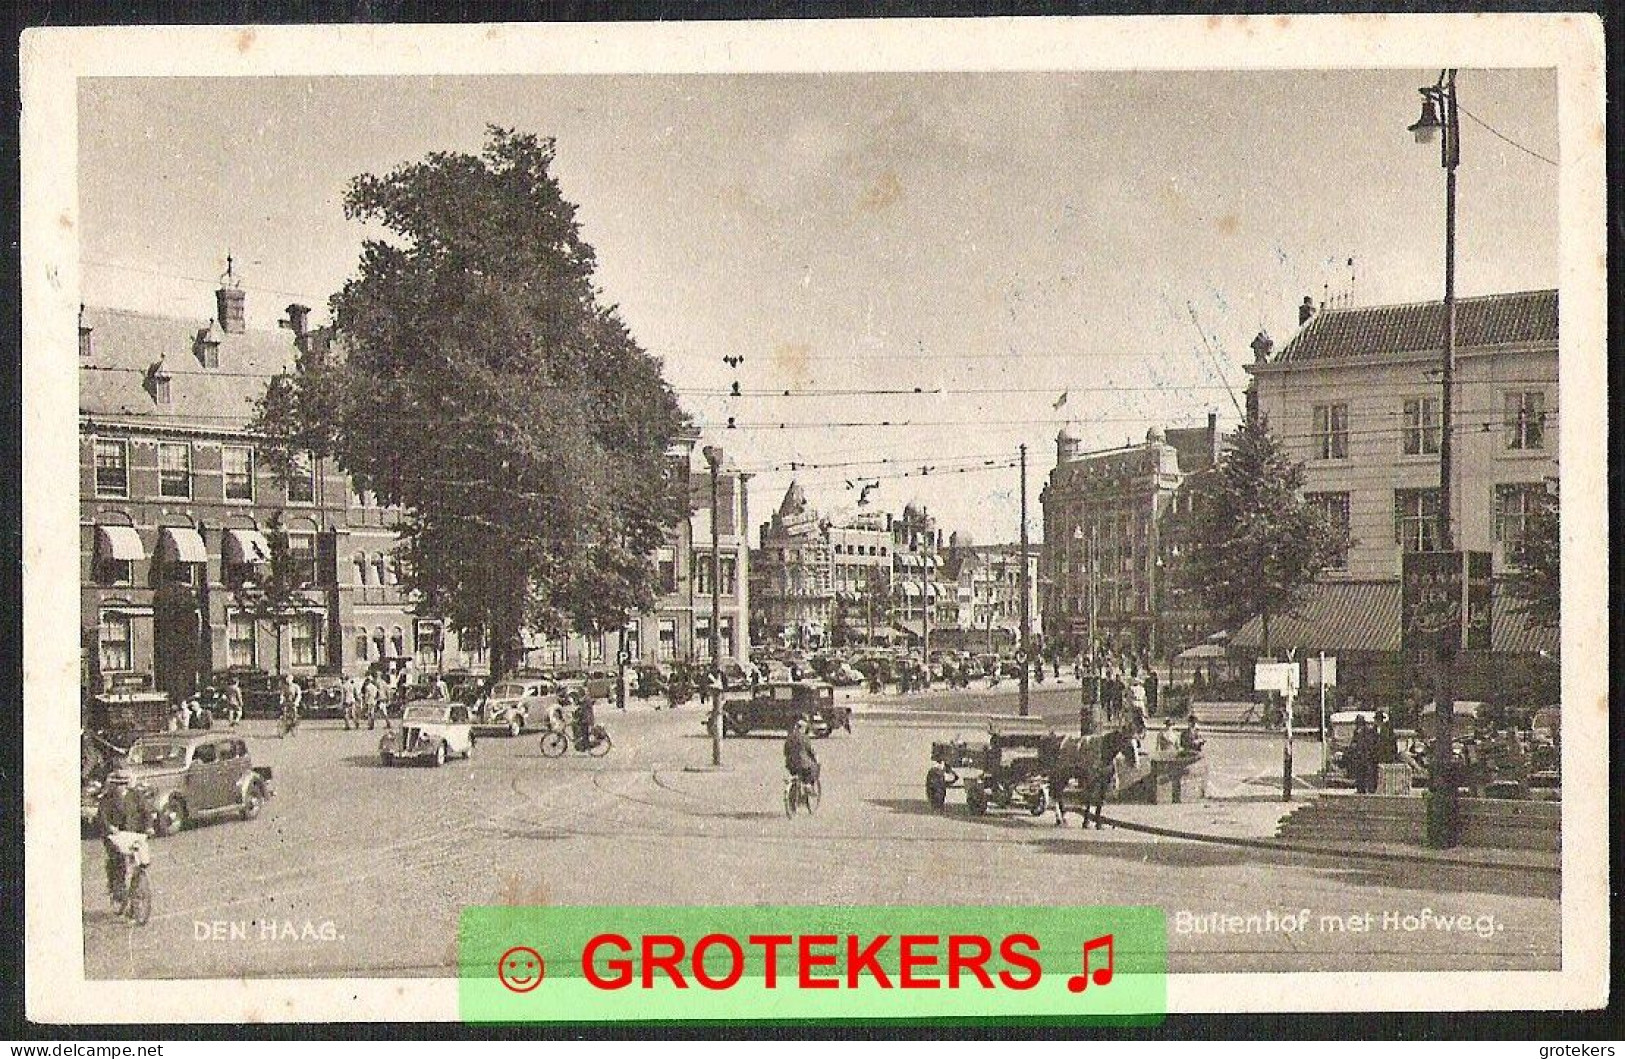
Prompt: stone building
<box><xmin>1239</xmin><ymin>289</ymin><xmax>1558</xmax><ymax>703</ymax></box>
<box><xmin>1039</xmin><ymin>415</ymin><xmax>1219</xmax><ymax>659</ymax></box>
<box><xmin>80</xmin><ymin>274</ymin><xmax>747</xmax><ymax>702</ymax></box>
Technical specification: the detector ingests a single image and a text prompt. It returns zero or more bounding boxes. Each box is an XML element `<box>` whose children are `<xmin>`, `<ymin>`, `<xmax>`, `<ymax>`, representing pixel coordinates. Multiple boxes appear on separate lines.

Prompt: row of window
<box><xmin>93</xmin><ymin>438</ymin><xmax>315</xmax><ymax>504</ymax></box>
<box><xmin>831</xmin><ymin>542</ymin><xmax>890</xmax><ymax>557</ymax></box>
<box><xmin>96</xmin><ymin>610</ymin><xmax>325</xmax><ymax>674</ymax></box>
<box><xmin>1305</xmin><ymin>484</ymin><xmax>1546</xmax><ymax>561</ymax></box>
<box><xmin>1310</xmin><ymin>391</ymin><xmax>1547</xmax><ymax>461</ymax></box>
<box><xmin>93</xmin><ymin>530</ymin><xmax>317</xmax><ymax>588</ymax></box>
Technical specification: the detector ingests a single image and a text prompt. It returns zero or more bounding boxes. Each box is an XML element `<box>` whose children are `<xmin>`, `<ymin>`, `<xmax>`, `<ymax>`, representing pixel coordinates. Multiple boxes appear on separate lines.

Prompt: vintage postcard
<box><xmin>20</xmin><ymin>14</ymin><xmax>1607</xmax><ymax>1024</ymax></box>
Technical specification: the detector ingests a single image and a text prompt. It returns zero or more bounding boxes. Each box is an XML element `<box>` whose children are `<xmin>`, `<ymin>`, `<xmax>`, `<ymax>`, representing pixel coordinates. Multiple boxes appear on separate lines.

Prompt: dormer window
<box><xmin>194</xmin><ymin>325</ymin><xmax>222</xmax><ymax>369</ymax></box>
<box><xmin>147</xmin><ymin>364</ymin><xmax>172</xmax><ymax>405</ymax></box>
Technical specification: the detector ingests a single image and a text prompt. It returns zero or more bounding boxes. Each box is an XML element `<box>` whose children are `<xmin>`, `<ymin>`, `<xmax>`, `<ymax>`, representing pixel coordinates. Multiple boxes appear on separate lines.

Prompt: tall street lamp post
<box><xmin>1018</xmin><ymin>444</ymin><xmax>1031</xmax><ymax>717</ymax></box>
<box><xmin>702</xmin><ymin>445</ymin><xmax>725</xmax><ymax>768</ymax></box>
<box><xmin>1407</xmin><ymin>68</ymin><xmax>1461</xmax><ymax>846</ymax></box>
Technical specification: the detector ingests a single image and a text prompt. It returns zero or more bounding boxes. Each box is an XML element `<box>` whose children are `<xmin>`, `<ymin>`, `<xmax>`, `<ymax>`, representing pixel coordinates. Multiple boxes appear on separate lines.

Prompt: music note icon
<box><xmin>1066</xmin><ymin>934</ymin><xmax>1114</xmax><ymax>993</ymax></box>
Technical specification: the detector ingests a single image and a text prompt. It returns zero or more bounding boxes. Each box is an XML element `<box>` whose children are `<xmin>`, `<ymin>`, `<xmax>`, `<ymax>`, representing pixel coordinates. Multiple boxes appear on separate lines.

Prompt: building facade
<box><xmin>938</xmin><ymin>539</ymin><xmax>1041</xmax><ymax>650</ymax></box>
<box><xmin>1239</xmin><ymin>289</ymin><xmax>1559</xmax><ymax>703</ymax></box>
<box><xmin>81</xmin><ymin>280</ymin><xmax>747</xmax><ymax>702</ymax></box>
<box><xmin>1039</xmin><ymin>416</ymin><xmax>1219</xmax><ymax>659</ymax></box>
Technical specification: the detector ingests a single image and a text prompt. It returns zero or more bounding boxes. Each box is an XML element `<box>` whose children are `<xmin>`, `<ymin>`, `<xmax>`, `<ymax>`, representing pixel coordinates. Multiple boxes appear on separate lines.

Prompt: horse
<box><xmin>1049</xmin><ymin>727</ymin><xmax>1135</xmax><ymax>830</ymax></box>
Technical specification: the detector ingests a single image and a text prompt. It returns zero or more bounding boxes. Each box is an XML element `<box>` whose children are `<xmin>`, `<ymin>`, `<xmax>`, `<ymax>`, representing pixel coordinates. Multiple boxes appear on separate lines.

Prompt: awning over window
<box><xmin>158</xmin><ymin>526</ymin><xmax>207</xmax><ymax>564</ymax></box>
<box><xmin>900</xmin><ymin>582</ymin><xmax>921</xmax><ymax>596</ymax></box>
<box><xmin>223</xmin><ymin>529</ymin><xmax>271</xmax><ymax>565</ymax></box>
<box><xmin>95</xmin><ymin>525</ymin><xmax>145</xmax><ymax>561</ymax></box>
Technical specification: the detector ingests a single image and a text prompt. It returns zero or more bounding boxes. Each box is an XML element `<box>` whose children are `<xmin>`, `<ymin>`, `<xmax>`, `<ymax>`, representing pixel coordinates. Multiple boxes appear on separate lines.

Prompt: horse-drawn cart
<box><xmin>925</xmin><ymin>730</ymin><xmax>1066</xmax><ymax>816</ymax></box>
<box><xmin>927</xmin><ymin>727</ymin><xmax>1143</xmax><ymax>827</ymax></box>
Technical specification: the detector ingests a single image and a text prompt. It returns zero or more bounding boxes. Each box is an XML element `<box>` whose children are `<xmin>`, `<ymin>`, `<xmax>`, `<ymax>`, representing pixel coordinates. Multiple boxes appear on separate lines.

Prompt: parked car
<box><xmin>477</xmin><ymin>677</ymin><xmax>555</xmax><ymax>735</ymax></box>
<box><xmin>716</xmin><ymin>681</ymin><xmax>852</xmax><ymax>738</ymax></box>
<box><xmin>824</xmin><ymin>662</ymin><xmax>864</xmax><ymax>687</ymax></box>
<box><xmin>380</xmin><ymin>702</ymin><xmax>476</xmax><ymax>766</ymax></box>
<box><xmin>556</xmin><ymin>667</ymin><xmax>615</xmax><ymax>702</ymax></box>
<box><xmin>102</xmin><ymin>731</ymin><xmax>271</xmax><ymax>836</ymax></box>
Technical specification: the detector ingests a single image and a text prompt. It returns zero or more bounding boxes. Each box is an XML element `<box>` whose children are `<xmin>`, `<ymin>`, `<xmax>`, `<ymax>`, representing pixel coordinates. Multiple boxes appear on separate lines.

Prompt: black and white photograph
<box><xmin>20</xmin><ymin>15</ymin><xmax>1607</xmax><ymax>1023</ymax></box>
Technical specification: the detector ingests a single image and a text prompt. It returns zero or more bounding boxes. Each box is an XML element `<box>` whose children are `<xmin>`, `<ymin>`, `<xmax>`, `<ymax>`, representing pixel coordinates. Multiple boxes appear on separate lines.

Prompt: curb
<box><xmin>1093</xmin><ymin>813</ymin><xmax>1561</xmax><ymax>875</ymax></box>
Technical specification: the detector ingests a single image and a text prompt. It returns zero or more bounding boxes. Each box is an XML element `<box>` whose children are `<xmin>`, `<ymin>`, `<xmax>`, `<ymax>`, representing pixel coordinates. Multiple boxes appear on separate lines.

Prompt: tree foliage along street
<box><xmin>231</xmin><ymin>512</ymin><xmax>318</xmax><ymax>677</ymax></box>
<box><xmin>254</xmin><ymin>128</ymin><xmax>693</xmax><ymax>680</ymax></box>
<box><xmin>1184</xmin><ymin>412</ymin><xmax>1344</xmax><ymax>656</ymax></box>
<box><xmin>1503</xmin><ymin>478</ymin><xmax>1559</xmax><ymax>631</ymax></box>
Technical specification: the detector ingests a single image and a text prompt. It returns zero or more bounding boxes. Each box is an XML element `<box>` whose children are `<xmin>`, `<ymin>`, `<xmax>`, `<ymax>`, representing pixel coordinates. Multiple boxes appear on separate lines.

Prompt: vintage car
<box><xmin>716</xmin><ymin>681</ymin><xmax>852</xmax><ymax>738</ymax></box>
<box><xmin>822</xmin><ymin>662</ymin><xmax>865</xmax><ymax>687</ymax></box>
<box><xmin>381</xmin><ymin>702</ymin><xmax>476</xmax><ymax>766</ymax></box>
<box><xmin>556</xmin><ymin>667</ymin><xmax>615</xmax><ymax>702</ymax></box>
<box><xmin>97</xmin><ymin>731</ymin><xmax>271</xmax><ymax>836</ymax></box>
<box><xmin>476</xmin><ymin>677</ymin><xmax>556</xmax><ymax>735</ymax></box>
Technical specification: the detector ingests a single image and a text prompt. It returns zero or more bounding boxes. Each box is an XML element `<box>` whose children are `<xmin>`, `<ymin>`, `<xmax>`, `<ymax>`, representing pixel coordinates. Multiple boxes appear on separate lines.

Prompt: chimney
<box><xmin>1250</xmin><ymin>331</ymin><xmax>1273</xmax><ymax>365</ymax></box>
<box><xmin>1207</xmin><ymin>410</ymin><xmax>1219</xmax><ymax>464</ymax></box>
<box><xmin>215</xmin><ymin>255</ymin><xmax>245</xmax><ymax>334</ymax></box>
<box><xmin>283</xmin><ymin>303</ymin><xmax>311</xmax><ymax>338</ymax></box>
<box><xmin>1298</xmin><ymin>295</ymin><xmax>1315</xmax><ymax>326</ymax></box>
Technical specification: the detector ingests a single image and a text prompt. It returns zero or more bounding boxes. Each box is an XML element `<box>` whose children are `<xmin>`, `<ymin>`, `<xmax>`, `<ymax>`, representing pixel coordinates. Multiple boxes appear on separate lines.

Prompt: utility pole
<box><xmin>1408</xmin><ymin>68</ymin><xmax>1461</xmax><ymax>847</ymax></box>
<box><xmin>702</xmin><ymin>446</ymin><xmax>724</xmax><ymax>768</ymax></box>
<box><xmin>1019</xmin><ymin>444</ymin><xmax>1031</xmax><ymax>717</ymax></box>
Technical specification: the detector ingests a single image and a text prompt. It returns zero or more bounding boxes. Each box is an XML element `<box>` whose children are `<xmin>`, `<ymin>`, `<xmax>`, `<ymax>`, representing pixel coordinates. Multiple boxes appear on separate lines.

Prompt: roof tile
<box><xmin>1274</xmin><ymin>289</ymin><xmax>1557</xmax><ymax>365</ymax></box>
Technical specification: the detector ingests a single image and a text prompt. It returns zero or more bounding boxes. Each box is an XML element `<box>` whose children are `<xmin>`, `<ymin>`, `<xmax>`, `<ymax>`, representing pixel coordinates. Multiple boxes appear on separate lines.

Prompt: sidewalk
<box><xmin>1096</xmin><ymin>798</ymin><xmax>1560</xmax><ymax>874</ymax></box>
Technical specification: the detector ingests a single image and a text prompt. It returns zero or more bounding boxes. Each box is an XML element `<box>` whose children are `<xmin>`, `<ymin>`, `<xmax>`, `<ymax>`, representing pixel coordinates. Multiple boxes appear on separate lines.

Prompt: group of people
<box><xmin>1345</xmin><ymin>711</ymin><xmax>1401</xmax><ymax>794</ymax></box>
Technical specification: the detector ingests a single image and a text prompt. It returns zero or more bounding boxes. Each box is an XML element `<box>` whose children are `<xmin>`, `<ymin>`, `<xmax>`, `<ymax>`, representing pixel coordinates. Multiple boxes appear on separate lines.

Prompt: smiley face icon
<box><xmin>497</xmin><ymin>945</ymin><xmax>545</xmax><ymax>993</ymax></box>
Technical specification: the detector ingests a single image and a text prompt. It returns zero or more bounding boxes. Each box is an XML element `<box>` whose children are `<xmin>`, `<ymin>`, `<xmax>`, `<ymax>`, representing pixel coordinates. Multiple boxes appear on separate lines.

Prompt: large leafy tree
<box><xmin>1185</xmin><ymin>412</ymin><xmax>1343</xmax><ymax>655</ymax></box>
<box><xmin>1503</xmin><ymin>478</ymin><xmax>1559</xmax><ymax>631</ymax></box>
<box><xmin>256</xmin><ymin>128</ymin><xmax>691</xmax><ymax>679</ymax></box>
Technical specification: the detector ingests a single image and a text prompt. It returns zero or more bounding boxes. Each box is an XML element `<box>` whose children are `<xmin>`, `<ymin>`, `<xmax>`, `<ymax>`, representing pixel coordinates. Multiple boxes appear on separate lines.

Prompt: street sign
<box><xmin>1253</xmin><ymin>661</ymin><xmax>1298</xmax><ymax>693</ymax></box>
<box><xmin>1305</xmin><ymin>655</ymin><xmax>1337</xmax><ymax>687</ymax></box>
<box><xmin>1401</xmin><ymin>551</ymin><xmax>1493</xmax><ymax>653</ymax></box>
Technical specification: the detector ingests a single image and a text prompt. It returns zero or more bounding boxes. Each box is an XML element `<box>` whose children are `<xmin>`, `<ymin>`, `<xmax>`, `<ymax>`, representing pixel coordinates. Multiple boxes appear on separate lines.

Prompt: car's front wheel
<box><xmin>433</xmin><ymin>741</ymin><xmax>447</xmax><ymax>767</ymax></box>
<box><xmin>508</xmin><ymin>716</ymin><xmax>522</xmax><ymax>738</ymax></box>
<box><xmin>240</xmin><ymin>779</ymin><xmax>266</xmax><ymax>821</ymax></box>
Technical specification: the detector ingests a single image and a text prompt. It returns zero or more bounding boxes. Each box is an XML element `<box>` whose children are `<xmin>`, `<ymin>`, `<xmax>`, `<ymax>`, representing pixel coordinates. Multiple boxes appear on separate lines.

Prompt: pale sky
<box><xmin>78</xmin><ymin>69</ymin><xmax>1559</xmax><ymax>543</ymax></box>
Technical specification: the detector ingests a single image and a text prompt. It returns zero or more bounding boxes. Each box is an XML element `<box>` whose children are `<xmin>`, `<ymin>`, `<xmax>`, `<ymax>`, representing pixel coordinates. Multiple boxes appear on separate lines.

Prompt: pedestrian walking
<box><xmin>341</xmin><ymin>676</ymin><xmax>358</xmax><ymax>730</ymax></box>
<box><xmin>363</xmin><ymin>673</ymin><xmax>387</xmax><ymax>730</ymax></box>
<box><xmin>223</xmin><ymin>677</ymin><xmax>244</xmax><ymax>727</ymax></box>
<box><xmin>1349</xmin><ymin>715</ymin><xmax>1376</xmax><ymax>793</ymax></box>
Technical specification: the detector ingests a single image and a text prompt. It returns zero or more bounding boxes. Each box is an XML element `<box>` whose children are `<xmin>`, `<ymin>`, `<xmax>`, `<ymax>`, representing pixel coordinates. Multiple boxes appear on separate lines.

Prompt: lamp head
<box><xmin>1408</xmin><ymin>90</ymin><xmax>1443</xmax><ymax>144</ymax></box>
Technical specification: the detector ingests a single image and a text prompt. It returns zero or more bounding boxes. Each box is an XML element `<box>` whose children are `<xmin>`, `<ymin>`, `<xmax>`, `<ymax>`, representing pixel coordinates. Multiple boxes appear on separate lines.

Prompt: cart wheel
<box><xmin>965</xmin><ymin>781</ymin><xmax>988</xmax><ymax>816</ymax></box>
<box><xmin>926</xmin><ymin>767</ymin><xmax>948</xmax><ymax>810</ymax></box>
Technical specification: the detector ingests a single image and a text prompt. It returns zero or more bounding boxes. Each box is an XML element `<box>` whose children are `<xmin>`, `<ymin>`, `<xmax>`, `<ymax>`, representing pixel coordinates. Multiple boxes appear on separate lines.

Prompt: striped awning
<box><xmin>1232</xmin><ymin>580</ymin><xmax>1559</xmax><ymax>656</ymax></box>
<box><xmin>157</xmin><ymin>526</ymin><xmax>207</xmax><ymax>564</ymax></box>
<box><xmin>223</xmin><ymin>528</ymin><xmax>271</xmax><ymax>565</ymax></box>
<box><xmin>95</xmin><ymin>525</ymin><xmax>145</xmax><ymax>561</ymax></box>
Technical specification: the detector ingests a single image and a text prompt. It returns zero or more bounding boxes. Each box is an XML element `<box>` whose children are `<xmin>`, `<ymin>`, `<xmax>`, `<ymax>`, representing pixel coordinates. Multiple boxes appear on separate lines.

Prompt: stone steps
<box><xmin>1276</xmin><ymin>794</ymin><xmax>1560</xmax><ymax>851</ymax></box>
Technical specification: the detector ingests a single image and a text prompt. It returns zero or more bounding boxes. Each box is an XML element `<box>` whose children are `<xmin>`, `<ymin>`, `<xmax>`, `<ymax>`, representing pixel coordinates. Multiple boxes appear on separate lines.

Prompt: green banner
<box><xmin>460</xmin><ymin>905</ymin><xmax>1165</xmax><ymax>1024</ymax></box>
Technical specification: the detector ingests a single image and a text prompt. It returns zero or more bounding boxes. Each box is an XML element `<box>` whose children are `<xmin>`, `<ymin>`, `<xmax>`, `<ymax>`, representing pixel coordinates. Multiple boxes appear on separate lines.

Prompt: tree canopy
<box><xmin>1503</xmin><ymin>478</ymin><xmax>1559</xmax><ymax>631</ymax></box>
<box><xmin>1184</xmin><ymin>412</ymin><xmax>1343</xmax><ymax>655</ymax></box>
<box><xmin>255</xmin><ymin>127</ymin><xmax>692</xmax><ymax>678</ymax></box>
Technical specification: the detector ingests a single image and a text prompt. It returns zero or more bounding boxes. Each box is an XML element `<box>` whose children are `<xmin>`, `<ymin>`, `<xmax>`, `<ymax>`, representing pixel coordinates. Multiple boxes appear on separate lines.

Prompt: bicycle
<box><xmin>784</xmin><ymin>771</ymin><xmax>821</xmax><ymax>818</ymax></box>
<box><xmin>539</xmin><ymin>723</ymin><xmax>613</xmax><ymax>758</ymax></box>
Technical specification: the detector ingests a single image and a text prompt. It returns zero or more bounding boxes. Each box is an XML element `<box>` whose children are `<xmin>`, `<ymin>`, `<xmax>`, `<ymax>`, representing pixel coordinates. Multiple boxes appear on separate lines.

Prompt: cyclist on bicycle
<box><xmin>279</xmin><ymin>674</ymin><xmax>303</xmax><ymax>737</ymax></box>
<box><xmin>97</xmin><ymin>781</ymin><xmax>150</xmax><ymax>907</ymax></box>
<box><xmin>783</xmin><ymin>716</ymin><xmax>820</xmax><ymax>791</ymax></box>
